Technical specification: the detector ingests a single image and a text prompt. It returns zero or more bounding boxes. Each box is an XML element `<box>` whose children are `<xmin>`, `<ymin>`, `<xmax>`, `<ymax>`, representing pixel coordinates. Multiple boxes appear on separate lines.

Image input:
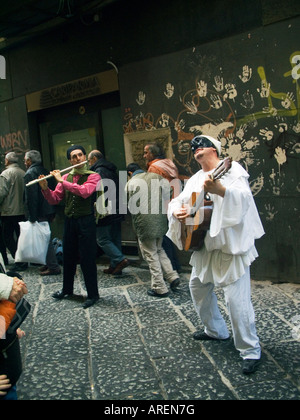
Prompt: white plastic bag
<box><xmin>15</xmin><ymin>221</ymin><xmax>51</xmax><ymax>265</ymax></box>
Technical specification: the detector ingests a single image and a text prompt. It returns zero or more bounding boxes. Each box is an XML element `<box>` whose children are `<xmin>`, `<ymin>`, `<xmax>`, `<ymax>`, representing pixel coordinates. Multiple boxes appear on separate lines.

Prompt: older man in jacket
<box><xmin>143</xmin><ymin>143</ymin><xmax>181</xmax><ymax>272</ymax></box>
<box><xmin>24</xmin><ymin>150</ymin><xmax>61</xmax><ymax>276</ymax></box>
<box><xmin>0</xmin><ymin>152</ymin><xmax>26</xmax><ymax>271</ymax></box>
<box><xmin>126</xmin><ymin>163</ymin><xmax>180</xmax><ymax>297</ymax></box>
<box><xmin>88</xmin><ymin>150</ymin><xmax>128</xmax><ymax>275</ymax></box>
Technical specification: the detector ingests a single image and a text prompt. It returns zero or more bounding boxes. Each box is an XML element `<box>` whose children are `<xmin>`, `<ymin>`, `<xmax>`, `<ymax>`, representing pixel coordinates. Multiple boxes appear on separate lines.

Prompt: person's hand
<box><xmin>50</xmin><ymin>170</ymin><xmax>64</xmax><ymax>183</ymax></box>
<box><xmin>38</xmin><ymin>175</ymin><xmax>48</xmax><ymax>191</ymax></box>
<box><xmin>204</xmin><ymin>177</ymin><xmax>226</xmax><ymax>198</ymax></box>
<box><xmin>0</xmin><ymin>375</ymin><xmax>11</xmax><ymax>396</ymax></box>
<box><xmin>8</xmin><ymin>278</ymin><xmax>28</xmax><ymax>304</ymax></box>
<box><xmin>17</xmin><ymin>328</ymin><xmax>26</xmax><ymax>339</ymax></box>
<box><xmin>173</xmin><ymin>206</ymin><xmax>190</xmax><ymax>223</ymax></box>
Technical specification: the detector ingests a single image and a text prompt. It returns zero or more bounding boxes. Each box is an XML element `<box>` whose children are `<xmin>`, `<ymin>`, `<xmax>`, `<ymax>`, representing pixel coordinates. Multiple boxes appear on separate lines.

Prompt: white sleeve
<box><xmin>166</xmin><ymin>174</ymin><xmax>201</xmax><ymax>250</ymax></box>
<box><xmin>209</xmin><ymin>177</ymin><xmax>252</xmax><ymax>237</ymax></box>
<box><xmin>208</xmin><ymin>169</ymin><xmax>265</xmax><ymax>254</ymax></box>
<box><xmin>0</xmin><ymin>273</ymin><xmax>13</xmax><ymax>300</ymax></box>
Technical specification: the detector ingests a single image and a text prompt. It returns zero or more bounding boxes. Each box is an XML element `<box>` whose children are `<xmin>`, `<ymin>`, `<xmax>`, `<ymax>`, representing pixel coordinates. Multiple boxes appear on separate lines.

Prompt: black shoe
<box><xmin>6</xmin><ymin>271</ymin><xmax>23</xmax><ymax>280</ymax></box>
<box><xmin>52</xmin><ymin>290</ymin><xmax>72</xmax><ymax>300</ymax></box>
<box><xmin>193</xmin><ymin>331</ymin><xmax>230</xmax><ymax>341</ymax></box>
<box><xmin>82</xmin><ymin>297</ymin><xmax>99</xmax><ymax>309</ymax></box>
<box><xmin>10</xmin><ymin>262</ymin><xmax>28</xmax><ymax>272</ymax></box>
<box><xmin>242</xmin><ymin>358</ymin><xmax>261</xmax><ymax>375</ymax></box>
<box><xmin>170</xmin><ymin>278</ymin><xmax>180</xmax><ymax>291</ymax></box>
<box><xmin>147</xmin><ymin>289</ymin><xmax>169</xmax><ymax>298</ymax></box>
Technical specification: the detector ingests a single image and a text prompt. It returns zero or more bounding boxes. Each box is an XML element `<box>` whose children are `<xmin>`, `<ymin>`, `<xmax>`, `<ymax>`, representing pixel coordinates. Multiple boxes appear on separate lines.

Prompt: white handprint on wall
<box><xmin>239</xmin><ymin>65</ymin><xmax>252</xmax><ymax>83</ymax></box>
<box><xmin>223</xmin><ymin>83</ymin><xmax>237</xmax><ymax>101</ymax></box>
<box><xmin>136</xmin><ymin>91</ymin><xmax>146</xmax><ymax>105</ymax></box>
<box><xmin>164</xmin><ymin>83</ymin><xmax>175</xmax><ymax>99</ymax></box>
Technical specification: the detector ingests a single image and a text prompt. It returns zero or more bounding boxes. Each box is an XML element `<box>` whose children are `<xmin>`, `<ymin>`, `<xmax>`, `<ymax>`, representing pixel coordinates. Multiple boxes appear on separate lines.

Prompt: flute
<box><xmin>25</xmin><ymin>161</ymin><xmax>88</xmax><ymax>187</ymax></box>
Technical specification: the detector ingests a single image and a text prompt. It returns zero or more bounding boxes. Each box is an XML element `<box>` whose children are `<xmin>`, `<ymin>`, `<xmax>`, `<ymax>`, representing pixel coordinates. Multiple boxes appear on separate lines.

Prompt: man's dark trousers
<box><xmin>62</xmin><ymin>214</ymin><xmax>99</xmax><ymax>299</ymax></box>
<box><xmin>2</xmin><ymin>215</ymin><xmax>25</xmax><ymax>258</ymax></box>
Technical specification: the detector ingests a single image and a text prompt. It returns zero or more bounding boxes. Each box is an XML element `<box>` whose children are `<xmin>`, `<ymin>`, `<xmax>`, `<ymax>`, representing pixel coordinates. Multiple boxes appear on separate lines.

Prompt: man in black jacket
<box><xmin>88</xmin><ymin>150</ymin><xmax>129</xmax><ymax>275</ymax></box>
<box><xmin>24</xmin><ymin>150</ymin><xmax>61</xmax><ymax>276</ymax></box>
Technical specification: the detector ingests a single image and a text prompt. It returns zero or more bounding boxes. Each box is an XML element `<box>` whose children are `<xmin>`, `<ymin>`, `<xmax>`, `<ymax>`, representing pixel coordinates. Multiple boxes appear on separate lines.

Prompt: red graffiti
<box><xmin>0</xmin><ymin>129</ymin><xmax>28</xmax><ymax>153</ymax></box>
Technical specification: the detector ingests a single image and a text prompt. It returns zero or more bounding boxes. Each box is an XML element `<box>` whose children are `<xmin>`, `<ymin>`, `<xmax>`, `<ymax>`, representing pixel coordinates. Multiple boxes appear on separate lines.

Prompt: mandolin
<box><xmin>181</xmin><ymin>157</ymin><xmax>232</xmax><ymax>251</ymax></box>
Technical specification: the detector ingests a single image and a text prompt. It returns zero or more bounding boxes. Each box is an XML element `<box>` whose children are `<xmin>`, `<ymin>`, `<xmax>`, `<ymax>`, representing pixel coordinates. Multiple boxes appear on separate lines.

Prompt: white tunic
<box><xmin>167</xmin><ymin>161</ymin><xmax>265</xmax><ymax>287</ymax></box>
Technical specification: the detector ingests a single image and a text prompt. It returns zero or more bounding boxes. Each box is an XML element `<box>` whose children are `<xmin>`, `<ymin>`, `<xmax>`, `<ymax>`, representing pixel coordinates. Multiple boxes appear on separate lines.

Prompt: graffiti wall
<box><xmin>0</xmin><ymin>97</ymin><xmax>29</xmax><ymax>170</ymax></box>
<box><xmin>119</xmin><ymin>17</ymin><xmax>300</xmax><ymax>282</ymax></box>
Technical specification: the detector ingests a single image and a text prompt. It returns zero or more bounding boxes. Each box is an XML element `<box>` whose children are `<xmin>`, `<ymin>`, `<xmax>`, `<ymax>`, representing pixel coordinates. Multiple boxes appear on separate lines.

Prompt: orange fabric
<box><xmin>0</xmin><ymin>300</ymin><xmax>16</xmax><ymax>331</ymax></box>
<box><xmin>147</xmin><ymin>159</ymin><xmax>179</xmax><ymax>199</ymax></box>
<box><xmin>147</xmin><ymin>159</ymin><xmax>179</xmax><ymax>182</ymax></box>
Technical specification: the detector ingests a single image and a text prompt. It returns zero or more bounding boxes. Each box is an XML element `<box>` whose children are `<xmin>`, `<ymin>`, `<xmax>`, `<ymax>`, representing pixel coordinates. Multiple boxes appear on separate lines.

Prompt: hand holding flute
<box><xmin>38</xmin><ymin>170</ymin><xmax>62</xmax><ymax>190</ymax></box>
<box><xmin>26</xmin><ymin>160</ymin><xmax>88</xmax><ymax>187</ymax></box>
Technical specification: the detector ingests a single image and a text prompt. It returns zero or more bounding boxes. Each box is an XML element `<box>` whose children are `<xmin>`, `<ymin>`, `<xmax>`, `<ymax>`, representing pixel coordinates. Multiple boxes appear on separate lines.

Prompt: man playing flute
<box><xmin>39</xmin><ymin>145</ymin><xmax>100</xmax><ymax>309</ymax></box>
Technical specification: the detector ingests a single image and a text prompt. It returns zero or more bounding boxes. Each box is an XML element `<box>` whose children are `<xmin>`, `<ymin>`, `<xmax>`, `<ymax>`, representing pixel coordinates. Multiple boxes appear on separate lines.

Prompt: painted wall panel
<box><xmin>119</xmin><ymin>18</ymin><xmax>300</xmax><ymax>282</ymax></box>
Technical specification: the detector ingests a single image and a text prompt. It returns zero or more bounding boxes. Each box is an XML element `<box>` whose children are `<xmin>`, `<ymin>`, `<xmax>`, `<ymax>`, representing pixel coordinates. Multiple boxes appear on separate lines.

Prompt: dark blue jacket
<box><xmin>24</xmin><ymin>163</ymin><xmax>57</xmax><ymax>223</ymax></box>
<box><xmin>90</xmin><ymin>158</ymin><xmax>124</xmax><ymax>226</ymax></box>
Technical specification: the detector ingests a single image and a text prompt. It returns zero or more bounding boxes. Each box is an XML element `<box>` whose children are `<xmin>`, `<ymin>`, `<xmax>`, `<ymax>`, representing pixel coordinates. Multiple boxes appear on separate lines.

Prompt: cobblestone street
<box><xmin>16</xmin><ymin>261</ymin><xmax>300</xmax><ymax>400</ymax></box>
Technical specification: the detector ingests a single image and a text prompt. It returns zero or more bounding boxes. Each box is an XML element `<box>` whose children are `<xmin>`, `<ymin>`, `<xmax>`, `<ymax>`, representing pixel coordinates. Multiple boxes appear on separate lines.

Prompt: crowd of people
<box><xmin>0</xmin><ymin>135</ymin><xmax>265</xmax><ymax>399</ymax></box>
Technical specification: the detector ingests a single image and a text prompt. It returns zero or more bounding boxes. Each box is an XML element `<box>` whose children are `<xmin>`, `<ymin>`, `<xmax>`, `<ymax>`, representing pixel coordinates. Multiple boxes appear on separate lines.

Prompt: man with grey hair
<box><xmin>0</xmin><ymin>152</ymin><xmax>26</xmax><ymax>270</ymax></box>
<box><xmin>24</xmin><ymin>150</ymin><xmax>41</xmax><ymax>164</ymax></box>
<box><xmin>24</xmin><ymin>150</ymin><xmax>60</xmax><ymax>276</ymax></box>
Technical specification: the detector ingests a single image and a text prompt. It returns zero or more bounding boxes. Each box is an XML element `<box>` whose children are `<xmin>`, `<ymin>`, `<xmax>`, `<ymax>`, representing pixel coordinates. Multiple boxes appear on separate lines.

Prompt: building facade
<box><xmin>0</xmin><ymin>0</ymin><xmax>299</xmax><ymax>282</ymax></box>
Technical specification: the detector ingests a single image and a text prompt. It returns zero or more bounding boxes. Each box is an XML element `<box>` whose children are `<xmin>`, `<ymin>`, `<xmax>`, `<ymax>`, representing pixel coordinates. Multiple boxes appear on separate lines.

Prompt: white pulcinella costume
<box><xmin>167</xmin><ymin>160</ymin><xmax>265</xmax><ymax>359</ymax></box>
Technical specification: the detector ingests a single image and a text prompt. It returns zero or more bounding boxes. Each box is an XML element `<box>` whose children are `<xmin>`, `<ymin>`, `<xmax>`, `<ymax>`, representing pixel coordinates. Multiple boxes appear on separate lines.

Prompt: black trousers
<box><xmin>62</xmin><ymin>214</ymin><xmax>99</xmax><ymax>299</ymax></box>
<box><xmin>0</xmin><ymin>219</ymin><xmax>8</xmax><ymax>264</ymax></box>
<box><xmin>1</xmin><ymin>215</ymin><xmax>25</xmax><ymax>259</ymax></box>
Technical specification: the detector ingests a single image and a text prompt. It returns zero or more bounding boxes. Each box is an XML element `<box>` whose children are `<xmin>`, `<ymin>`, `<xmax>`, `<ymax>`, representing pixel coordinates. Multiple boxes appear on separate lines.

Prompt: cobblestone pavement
<box><xmin>14</xmin><ymin>261</ymin><xmax>300</xmax><ymax>400</ymax></box>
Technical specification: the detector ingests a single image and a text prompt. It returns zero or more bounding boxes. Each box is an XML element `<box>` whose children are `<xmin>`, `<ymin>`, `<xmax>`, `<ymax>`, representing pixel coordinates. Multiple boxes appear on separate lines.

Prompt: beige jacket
<box><xmin>0</xmin><ymin>163</ymin><xmax>25</xmax><ymax>216</ymax></box>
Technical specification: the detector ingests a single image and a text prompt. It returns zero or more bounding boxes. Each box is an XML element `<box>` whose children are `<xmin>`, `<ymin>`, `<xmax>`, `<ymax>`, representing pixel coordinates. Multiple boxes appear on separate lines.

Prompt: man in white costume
<box><xmin>167</xmin><ymin>135</ymin><xmax>265</xmax><ymax>374</ymax></box>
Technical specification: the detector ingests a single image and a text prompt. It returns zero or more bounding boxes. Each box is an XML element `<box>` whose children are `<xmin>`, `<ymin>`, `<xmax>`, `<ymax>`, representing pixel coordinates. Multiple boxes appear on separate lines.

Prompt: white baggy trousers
<box><xmin>189</xmin><ymin>266</ymin><xmax>261</xmax><ymax>360</ymax></box>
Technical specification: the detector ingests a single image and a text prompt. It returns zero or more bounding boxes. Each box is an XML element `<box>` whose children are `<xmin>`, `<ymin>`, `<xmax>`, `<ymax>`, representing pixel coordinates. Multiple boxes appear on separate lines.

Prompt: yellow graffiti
<box><xmin>257</xmin><ymin>66</ymin><xmax>297</xmax><ymax>116</ymax></box>
<box><xmin>238</xmin><ymin>53</ymin><xmax>299</xmax><ymax>125</ymax></box>
<box><xmin>284</xmin><ymin>51</ymin><xmax>300</xmax><ymax>123</ymax></box>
